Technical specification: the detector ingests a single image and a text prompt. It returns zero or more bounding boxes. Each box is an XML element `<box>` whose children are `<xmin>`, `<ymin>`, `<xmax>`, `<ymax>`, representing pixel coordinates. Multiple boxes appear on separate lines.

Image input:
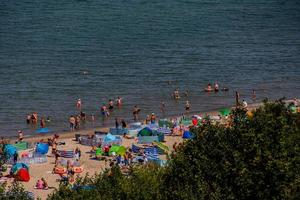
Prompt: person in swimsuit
<box><xmin>18</xmin><ymin>130</ymin><xmax>23</xmax><ymax>142</ymax></box>
<box><xmin>150</xmin><ymin>113</ymin><xmax>156</xmax><ymax>124</ymax></box>
<box><xmin>40</xmin><ymin>117</ymin><xmax>46</xmax><ymax>128</ymax></box>
<box><xmin>160</xmin><ymin>101</ymin><xmax>166</xmax><ymax>113</ymax></box>
<box><xmin>185</xmin><ymin>101</ymin><xmax>190</xmax><ymax>114</ymax></box>
<box><xmin>108</xmin><ymin>99</ymin><xmax>114</xmax><ymax>110</ymax></box>
<box><xmin>252</xmin><ymin>89</ymin><xmax>256</xmax><ymax>101</ymax></box>
<box><xmin>214</xmin><ymin>82</ymin><xmax>219</xmax><ymax>92</ymax></box>
<box><xmin>76</xmin><ymin>99</ymin><xmax>82</xmax><ymax>110</ymax></box>
<box><xmin>116</xmin><ymin>97</ymin><xmax>122</xmax><ymax>107</ymax></box>
<box><xmin>69</xmin><ymin>115</ymin><xmax>76</xmax><ymax>131</ymax></box>
<box><xmin>26</xmin><ymin>114</ymin><xmax>31</xmax><ymax>124</ymax></box>
<box><xmin>133</xmin><ymin>105</ymin><xmax>140</xmax><ymax>121</ymax></box>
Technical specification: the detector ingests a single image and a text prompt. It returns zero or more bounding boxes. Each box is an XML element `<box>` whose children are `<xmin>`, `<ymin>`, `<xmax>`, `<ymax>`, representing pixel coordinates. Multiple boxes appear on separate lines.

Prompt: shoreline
<box><xmin>11</xmin><ymin>100</ymin><xmax>266</xmax><ymax>144</ymax></box>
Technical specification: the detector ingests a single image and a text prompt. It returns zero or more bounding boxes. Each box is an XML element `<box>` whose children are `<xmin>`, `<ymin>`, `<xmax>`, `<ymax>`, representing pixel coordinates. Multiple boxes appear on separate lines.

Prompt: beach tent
<box><xmin>182</xmin><ymin>131</ymin><xmax>193</xmax><ymax>139</ymax></box>
<box><xmin>138</xmin><ymin>127</ymin><xmax>154</xmax><ymax>136</ymax></box>
<box><xmin>12</xmin><ymin>142</ymin><xmax>29</xmax><ymax>151</ymax></box>
<box><xmin>11</xmin><ymin>163</ymin><xmax>29</xmax><ymax>175</ymax></box>
<box><xmin>36</xmin><ymin>143</ymin><xmax>49</xmax><ymax>155</ymax></box>
<box><xmin>219</xmin><ymin>108</ymin><xmax>231</xmax><ymax>116</ymax></box>
<box><xmin>192</xmin><ymin>118</ymin><xmax>198</xmax><ymax>126</ymax></box>
<box><xmin>4</xmin><ymin>144</ymin><xmax>17</xmax><ymax>158</ymax></box>
<box><xmin>15</xmin><ymin>168</ymin><xmax>30</xmax><ymax>182</ymax></box>
<box><xmin>104</xmin><ymin>133</ymin><xmax>116</xmax><ymax>142</ymax></box>
<box><xmin>109</xmin><ymin>145</ymin><xmax>126</xmax><ymax>156</ymax></box>
<box><xmin>95</xmin><ymin>148</ymin><xmax>103</xmax><ymax>157</ymax></box>
<box><xmin>180</xmin><ymin>119</ymin><xmax>192</xmax><ymax>126</ymax></box>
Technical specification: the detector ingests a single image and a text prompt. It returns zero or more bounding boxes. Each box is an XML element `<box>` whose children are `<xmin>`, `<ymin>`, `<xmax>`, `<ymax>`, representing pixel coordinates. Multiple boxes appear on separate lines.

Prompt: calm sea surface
<box><xmin>0</xmin><ymin>0</ymin><xmax>300</xmax><ymax>136</ymax></box>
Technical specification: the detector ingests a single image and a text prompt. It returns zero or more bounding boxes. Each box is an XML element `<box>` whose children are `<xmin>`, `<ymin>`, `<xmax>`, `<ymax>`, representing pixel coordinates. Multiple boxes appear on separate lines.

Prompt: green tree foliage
<box><xmin>49</xmin><ymin>100</ymin><xmax>299</xmax><ymax>200</ymax></box>
<box><xmin>163</xmin><ymin>100</ymin><xmax>300</xmax><ymax>199</ymax></box>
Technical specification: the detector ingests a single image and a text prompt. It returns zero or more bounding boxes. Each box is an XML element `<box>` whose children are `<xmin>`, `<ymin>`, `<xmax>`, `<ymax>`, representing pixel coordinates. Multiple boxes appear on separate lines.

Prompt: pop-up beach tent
<box><xmin>219</xmin><ymin>108</ymin><xmax>231</xmax><ymax>116</ymax></box>
<box><xmin>109</xmin><ymin>145</ymin><xmax>126</xmax><ymax>156</ymax></box>
<box><xmin>4</xmin><ymin>144</ymin><xmax>17</xmax><ymax>158</ymax></box>
<box><xmin>138</xmin><ymin>127</ymin><xmax>155</xmax><ymax>136</ymax></box>
<box><xmin>182</xmin><ymin>131</ymin><xmax>193</xmax><ymax>139</ymax></box>
<box><xmin>36</xmin><ymin>143</ymin><xmax>49</xmax><ymax>154</ymax></box>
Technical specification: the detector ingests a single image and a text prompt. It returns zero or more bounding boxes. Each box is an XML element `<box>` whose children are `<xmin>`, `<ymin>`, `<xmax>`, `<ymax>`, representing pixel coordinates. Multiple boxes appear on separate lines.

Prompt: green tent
<box><xmin>219</xmin><ymin>108</ymin><xmax>231</xmax><ymax>116</ymax></box>
<box><xmin>138</xmin><ymin>127</ymin><xmax>154</xmax><ymax>136</ymax></box>
<box><xmin>109</xmin><ymin>145</ymin><xmax>127</xmax><ymax>156</ymax></box>
<box><xmin>180</xmin><ymin>119</ymin><xmax>192</xmax><ymax>126</ymax></box>
<box><xmin>95</xmin><ymin>148</ymin><xmax>103</xmax><ymax>156</ymax></box>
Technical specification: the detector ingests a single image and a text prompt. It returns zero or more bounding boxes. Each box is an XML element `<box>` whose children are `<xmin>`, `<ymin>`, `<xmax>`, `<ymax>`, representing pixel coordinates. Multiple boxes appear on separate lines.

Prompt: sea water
<box><xmin>0</xmin><ymin>0</ymin><xmax>300</xmax><ymax>136</ymax></box>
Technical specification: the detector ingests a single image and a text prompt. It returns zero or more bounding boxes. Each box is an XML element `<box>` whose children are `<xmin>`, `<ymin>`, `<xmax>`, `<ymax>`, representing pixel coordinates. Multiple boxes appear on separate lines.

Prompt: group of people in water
<box><xmin>23</xmin><ymin>81</ymin><xmax>260</xmax><ymax>135</ymax></box>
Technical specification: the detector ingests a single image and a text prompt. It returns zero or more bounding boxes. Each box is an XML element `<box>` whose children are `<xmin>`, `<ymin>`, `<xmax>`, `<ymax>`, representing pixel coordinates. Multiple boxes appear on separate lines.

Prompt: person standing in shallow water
<box><xmin>76</xmin><ymin>99</ymin><xmax>82</xmax><ymax>111</ymax></box>
<box><xmin>185</xmin><ymin>101</ymin><xmax>190</xmax><ymax>114</ymax></box>
<box><xmin>40</xmin><ymin>117</ymin><xmax>46</xmax><ymax>128</ymax></box>
<box><xmin>69</xmin><ymin>115</ymin><xmax>76</xmax><ymax>131</ymax></box>
<box><xmin>133</xmin><ymin>105</ymin><xmax>140</xmax><ymax>121</ymax></box>
<box><xmin>252</xmin><ymin>89</ymin><xmax>256</xmax><ymax>101</ymax></box>
<box><xmin>160</xmin><ymin>101</ymin><xmax>166</xmax><ymax>113</ymax></box>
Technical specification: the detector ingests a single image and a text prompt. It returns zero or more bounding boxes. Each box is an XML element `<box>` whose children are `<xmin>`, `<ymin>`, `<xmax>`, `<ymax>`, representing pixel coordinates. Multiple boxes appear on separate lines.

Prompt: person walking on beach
<box><xmin>185</xmin><ymin>101</ymin><xmax>190</xmax><ymax>114</ymax></box>
<box><xmin>69</xmin><ymin>115</ymin><xmax>76</xmax><ymax>131</ymax></box>
<box><xmin>133</xmin><ymin>105</ymin><xmax>140</xmax><ymax>121</ymax></box>
<box><xmin>76</xmin><ymin>99</ymin><xmax>82</xmax><ymax>110</ymax></box>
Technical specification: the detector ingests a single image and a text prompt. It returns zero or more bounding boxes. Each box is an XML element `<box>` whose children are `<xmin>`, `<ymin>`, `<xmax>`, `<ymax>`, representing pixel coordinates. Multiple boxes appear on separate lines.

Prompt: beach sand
<box><xmin>3</xmin><ymin>101</ymin><xmax>280</xmax><ymax>199</ymax></box>
<box><xmin>5</xmin><ymin>134</ymin><xmax>183</xmax><ymax>200</ymax></box>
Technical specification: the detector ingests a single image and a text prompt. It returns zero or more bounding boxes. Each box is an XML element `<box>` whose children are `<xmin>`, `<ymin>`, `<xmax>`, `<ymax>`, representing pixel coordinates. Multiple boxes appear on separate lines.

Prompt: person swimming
<box><xmin>205</xmin><ymin>83</ymin><xmax>213</xmax><ymax>92</ymax></box>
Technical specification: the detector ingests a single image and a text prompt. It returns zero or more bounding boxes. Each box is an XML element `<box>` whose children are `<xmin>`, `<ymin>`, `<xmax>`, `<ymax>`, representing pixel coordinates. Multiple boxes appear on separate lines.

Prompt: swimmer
<box><xmin>160</xmin><ymin>101</ymin><xmax>166</xmax><ymax>113</ymax></box>
<box><xmin>185</xmin><ymin>101</ymin><xmax>190</xmax><ymax>113</ymax></box>
<box><xmin>76</xmin><ymin>99</ymin><xmax>82</xmax><ymax>110</ymax></box>
<box><xmin>108</xmin><ymin>99</ymin><xmax>114</xmax><ymax>110</ymax></box>
<box><xmin>116</xmin><ymin>96</ymin><xmax>122</xmax><ymax>107</ymax></box>
<box><xmin>252</xmin><ymin>89</ymin><xmax>256</xmax><ymax>101</ymax></box>
<box><xmin>18</xmin><ymin>130</ymin><xmax>23</xmax><ymax>142</ymax></box>
<box><xmin>214</xmin><ymin>82</ymin><xmax>219</xmax><ymax>92</ymax></box>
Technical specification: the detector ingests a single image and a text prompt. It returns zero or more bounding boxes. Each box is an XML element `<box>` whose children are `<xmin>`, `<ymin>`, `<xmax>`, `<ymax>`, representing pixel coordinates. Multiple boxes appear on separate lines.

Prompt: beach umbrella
<box><xmin>219</xmin><ymin>108</ymin><xmax>231</xmax><ymax>116</ymax></box>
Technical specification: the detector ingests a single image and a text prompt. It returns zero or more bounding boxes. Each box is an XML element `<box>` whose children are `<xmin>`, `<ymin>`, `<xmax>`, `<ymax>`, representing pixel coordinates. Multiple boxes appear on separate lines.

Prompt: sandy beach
<box><xmin>2</xmin><ymin>100</ymin><xmax>293</xmax><ymax>200</ymax></box>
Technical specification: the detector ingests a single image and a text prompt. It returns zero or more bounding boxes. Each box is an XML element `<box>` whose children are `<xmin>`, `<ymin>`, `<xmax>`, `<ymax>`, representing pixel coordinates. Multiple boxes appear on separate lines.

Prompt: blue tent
<box><xmin>138</xmin><ymin>127</ymin><xmax>155</xmax><ymax>136</ymax></box>
<box><xmin>182</xmin><ymin>131</ymin><xmax>193</xmax><ymax>139</ymax></box>
<box><xmin>104</xmin><ymin>133</ymin><xmax>116</xmax><ymax>142</ymax></box>
<box><xmin>4</xmin><ymin>144</ymin><xmax>17</xmax><ymax>158</ymax></box>
<box><xmin>36</xmin><ymin>143</ymin><xmax>49</xmax><ymax>154</ymax></box>
<box><xmin>11</xmin><ymin>162</ymin><xmax>29</xmax><ymax>175</ymax></box>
